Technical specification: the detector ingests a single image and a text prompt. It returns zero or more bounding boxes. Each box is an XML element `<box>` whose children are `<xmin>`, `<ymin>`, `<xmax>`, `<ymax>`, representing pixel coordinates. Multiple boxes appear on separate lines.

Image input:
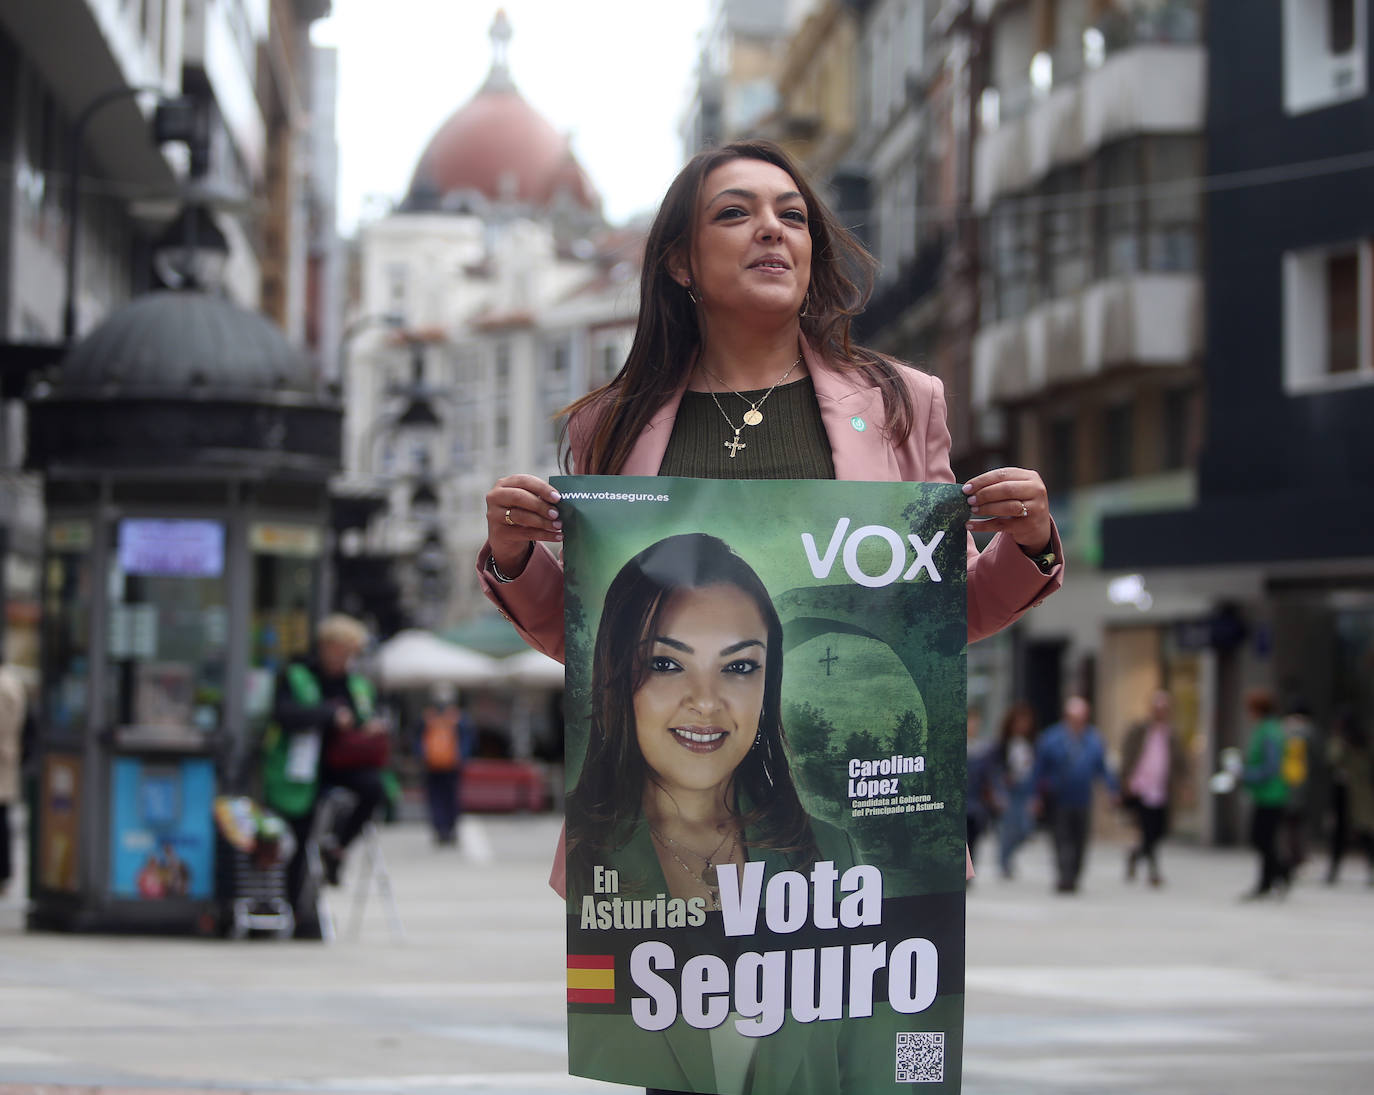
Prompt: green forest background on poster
<box><xmin>554</xmin><ymin>476</ymin><xmax>969</xmax><ymax>897</ymax></box>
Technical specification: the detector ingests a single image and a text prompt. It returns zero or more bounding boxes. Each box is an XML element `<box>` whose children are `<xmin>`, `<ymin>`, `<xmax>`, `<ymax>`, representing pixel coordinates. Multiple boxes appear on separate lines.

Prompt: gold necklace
<box><xmin>702</xmin><ymin>355</ymin><xmax>802</xmax><ymax>458</ymax></box>
<box><xmin>650</xmin><ymin>826</ymin><xmax>739</xmax><ymax>907</ymax></box>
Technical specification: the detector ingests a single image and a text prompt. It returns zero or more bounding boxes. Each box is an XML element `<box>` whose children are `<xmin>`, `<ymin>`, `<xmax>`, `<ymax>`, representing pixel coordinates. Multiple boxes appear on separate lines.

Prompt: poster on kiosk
<box><xmin>556</xmin><ymin>476</ymin><xmax>968</xmax><ymax>1094</ymax></box>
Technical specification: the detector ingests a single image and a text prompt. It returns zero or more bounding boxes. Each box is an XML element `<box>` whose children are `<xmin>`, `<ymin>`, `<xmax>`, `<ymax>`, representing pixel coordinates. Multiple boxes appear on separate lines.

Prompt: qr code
<box><xmin>896</xmin><ymin>1031</ymin><xmax>945</xmax><ymax>1083</ymax></box>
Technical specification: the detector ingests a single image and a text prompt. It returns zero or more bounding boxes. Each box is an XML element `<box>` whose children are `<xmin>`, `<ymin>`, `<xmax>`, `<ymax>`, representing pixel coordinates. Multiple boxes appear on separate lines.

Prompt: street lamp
<box><xmin>62</xmin><ymin>87</ymin><xmax>205</xmax><ymax>343</ymax></box>
<box><xmin>152</xmin><ymin>202</ymin><xmax>230</xmax><ymax>290</ymax></box>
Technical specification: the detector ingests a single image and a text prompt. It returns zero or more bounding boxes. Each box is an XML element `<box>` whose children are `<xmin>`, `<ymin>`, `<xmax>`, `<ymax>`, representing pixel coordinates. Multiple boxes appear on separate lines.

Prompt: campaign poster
<box><xmin>556</xmin><ymin>476</ymin><xmax>967</xmax><ymax>1094</ymax></box>
<box><xmin>109</xmin><ymin>757</ymin><xmax>215</xmax><ymax>900</ymax></box>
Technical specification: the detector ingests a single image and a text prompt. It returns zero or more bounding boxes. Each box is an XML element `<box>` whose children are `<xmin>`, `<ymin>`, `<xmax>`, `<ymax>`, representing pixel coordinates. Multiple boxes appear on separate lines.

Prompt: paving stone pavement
<box><xmin>1</xmin><ymin>813</ymin><xmax>1371</xmax><ymax>1094</ymax></box>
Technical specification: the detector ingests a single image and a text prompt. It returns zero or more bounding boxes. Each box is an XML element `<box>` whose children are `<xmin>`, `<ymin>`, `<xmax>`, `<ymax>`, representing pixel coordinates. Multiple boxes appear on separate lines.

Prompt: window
<box><xmin>987</xmin><ymin>200</ymin><xmax>1040</xmax><ymax>320</ymax></box>
<box><xmin>1161</xmin><ymin>386</ymin><xmax>1192</xmax><ymax>470</ymax></box>
<box><xmin>1327</xmin><ymin>251</ymin><xmax>1360</xmax><ymax>374</ymax></box>
<box><xmin>1283</xmin><ymin>240</ymin><xmax>1374</xmax><ymax>390</ymax></box>
<box><xmin>1330</xmin><ymin>0</ymin><xmax>1356</xmax><ymax>53</ymax></box>
<box><xmin>494</xmin><ymin>343</ymin><xmax>510</xmax><ymax>390</ymax></box>
<box><xmin>1048</xmin><ymin>416</ymin><xmax>1077</xmax><ymax>495</ymax></box>
<box><xmin>42</xmin><ymin>522</ymin><xmax>94</xmax><ymax>736</ymax></box>
<box><xmin>1097</xmin><ymin>141</ymin><xmax>1141</xmax><ymax>277</ymax></box>
<box><xmin>1102</xmin><ymin>403</ymin><xmax>1134</xmax><ymax>481</ymax></box>
<box><xmin>385</xmin><ymin>263</ymin><xmax>408</xmax><ymax>318</ymax></box>
<box><xmin>543</xmin><ymin>340</ymin><xmax>573</xmax><ymax>463</ymax></box>
<box><xmin>1043</xmin><ymin>168</ymin><xmax>1088</xmax><ymax>296</ymax></box>
<box><xmin>1283</xmin><ymin>0</ymin><xmax>1367</xmax><ymax>114</ymax></box>
<box><xmin>106</xmin><ymin>519</ymin><xmax>229</xmax><ymax>740</ymax></box>
<box><xmin>1143</xmin><ymin>136</ymin><xmax>1203</xmax><ymax>273</ymax></box>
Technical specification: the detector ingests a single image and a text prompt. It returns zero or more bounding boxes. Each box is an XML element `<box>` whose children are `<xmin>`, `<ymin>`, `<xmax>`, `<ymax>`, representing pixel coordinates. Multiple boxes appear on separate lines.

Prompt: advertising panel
<box><xmin>109</xmin><ymin>757</ymin><xmax>215</xmax><ymax>900</ymax></box>
<box><xmin>557</xmin><ymin>476</ymin><xmax>968</xmax><ymax>1093</ymax></box>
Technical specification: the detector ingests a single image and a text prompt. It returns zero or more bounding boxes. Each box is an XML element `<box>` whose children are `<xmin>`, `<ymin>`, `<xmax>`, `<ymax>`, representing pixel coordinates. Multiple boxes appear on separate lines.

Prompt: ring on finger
<box><xmin>1019</xmin><ymin>501</ymin><xmax>1029</xmax><ymax>518</ymax></box>
<box><xmin>504</xmin><ymin>508</ymin><xmax>514</xmax><ymax>526</ymax></box>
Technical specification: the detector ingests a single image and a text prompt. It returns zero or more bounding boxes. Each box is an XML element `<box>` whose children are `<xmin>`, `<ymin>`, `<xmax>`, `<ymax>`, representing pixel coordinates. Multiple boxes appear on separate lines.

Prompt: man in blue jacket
<box><xmin>1034</xmin><ymin>695</ymin><xmax>1119</xmax><ymax>893</ymax></box>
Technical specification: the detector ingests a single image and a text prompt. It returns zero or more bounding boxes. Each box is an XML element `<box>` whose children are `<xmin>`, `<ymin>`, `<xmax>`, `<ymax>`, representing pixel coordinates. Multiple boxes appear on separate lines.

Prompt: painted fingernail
<box><xmin>965</xmin><ymin>494</ymin><xmax>977</xmax><ymax>506</ymax></box>
<box><xmin>554</xmin><ymin>532</ymin><xmax>563</xmax><ymax>541</ymax></box>
<box><xmin>552</xmin><ymin>520</ymin><xmax>563</xmax><ymax>530</ymax></box>
<box><xmin>547</xmin><ymin>508</ymin><xmax>559</xmax><ymax>518</ymax></box>
<box><xmin>962</xmin><ymin>483</ymin><xmax>974</xmax><ymax>493</ymax></box>
<box><xmin>549</xmin><ymin>489</ymin><xmax>561</xmax><ymax>501</ymax></box>
<box><xmin>969</xmin><ymin>505</ymin><xmax>980</xmax><ymax>514</ymax></box>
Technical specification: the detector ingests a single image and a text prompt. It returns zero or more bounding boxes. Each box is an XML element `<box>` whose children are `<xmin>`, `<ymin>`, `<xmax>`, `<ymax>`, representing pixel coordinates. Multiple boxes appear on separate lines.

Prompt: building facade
<box><xmin>341</xmin><ymin>15</ymin><xmax>639</xmax><ymax>633</ymax></box>
<box><xmin>0</xmin><ymin>0</ymin><xmax>336</xmax><ymax>674</ymax></box>
<box><xmin>1103</xmin><ymin>0</ymin><xmax>1374</xmax><ymax>844</ymax></box>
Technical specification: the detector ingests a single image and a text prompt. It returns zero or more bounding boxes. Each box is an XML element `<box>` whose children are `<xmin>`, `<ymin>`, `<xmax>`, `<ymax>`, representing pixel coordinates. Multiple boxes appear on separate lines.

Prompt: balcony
<box><xmin>972</xmin><ymin>272</ymin><xmax>1202</xmax><ymax>404</ymax></box>
<box><xmin>975</xmin><ymin>44</ymin><xmax>1205</xmax><ymax>210</ymax></box>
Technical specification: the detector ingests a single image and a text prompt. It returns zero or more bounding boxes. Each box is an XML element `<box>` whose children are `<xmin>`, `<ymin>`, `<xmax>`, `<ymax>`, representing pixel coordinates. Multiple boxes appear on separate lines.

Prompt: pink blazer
<box><xmin>476</xmin><ymin>340</ymin><xmax>1065</xmax><ymax>891</ymax></box>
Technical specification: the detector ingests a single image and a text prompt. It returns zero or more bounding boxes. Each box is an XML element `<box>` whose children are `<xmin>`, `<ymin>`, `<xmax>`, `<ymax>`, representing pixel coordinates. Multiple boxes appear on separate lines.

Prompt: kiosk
<box><xmin>23</xmin><ymin>290</ymin><xmax>341</xmax><ymax>932</ymax></box>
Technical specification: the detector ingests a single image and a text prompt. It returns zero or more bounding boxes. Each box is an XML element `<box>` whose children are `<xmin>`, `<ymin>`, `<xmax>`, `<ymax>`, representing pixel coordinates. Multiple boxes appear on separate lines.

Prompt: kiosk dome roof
<box><xmin>59</xmin><ymin>290</ymin><xmax>314</xmax><ymax>395</ymax></box>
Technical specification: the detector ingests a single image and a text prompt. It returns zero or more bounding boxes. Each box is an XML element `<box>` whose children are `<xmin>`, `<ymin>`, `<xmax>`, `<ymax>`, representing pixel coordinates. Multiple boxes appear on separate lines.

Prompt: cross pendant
<box><xmin>724</xmin><ymin>432</ymin><xmax>746</xmax><ymax>458</ymax></box>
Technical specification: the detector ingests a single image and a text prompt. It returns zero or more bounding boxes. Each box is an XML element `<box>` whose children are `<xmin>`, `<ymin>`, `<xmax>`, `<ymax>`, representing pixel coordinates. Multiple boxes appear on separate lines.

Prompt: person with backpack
<box><xmin>261</xmin><ymin>614</ymin><xmax>388</xmax><ymax>932</ymax></box>
<box><xmin>421</xmin><ymin>690</ymin><xmax>477</xmax><ymax>846</ymax></box>
<box><xmin>1241</xmin><ymin>687</ymin><xmax>1291</xmax><ymax>900</ymax></box>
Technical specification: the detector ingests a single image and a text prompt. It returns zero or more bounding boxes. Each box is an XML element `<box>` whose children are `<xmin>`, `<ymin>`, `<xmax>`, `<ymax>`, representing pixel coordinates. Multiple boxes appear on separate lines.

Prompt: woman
<box><xmin>567</xmin><ymin>533</ymin><xmax>855</xmax><ymax>909</ymax></box>
<box><xmin>478</xmin><ymin>139</ymin><xmax>1062</xmax><ymax>1091</ymax></box>
<box><xmin>1120</xmin><ymin>690</ymin><xmax>1189</xmax><ymax>887</ymax></box>
<box><xmin>992</xmin><ymin>701</ymin><xmax>1039</xmax><ymax>880</ymax></box>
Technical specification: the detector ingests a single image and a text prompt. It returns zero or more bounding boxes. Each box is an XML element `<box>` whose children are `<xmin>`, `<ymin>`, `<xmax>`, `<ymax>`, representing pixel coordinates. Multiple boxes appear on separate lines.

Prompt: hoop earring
<box><xmin>799</xmin><ymin>290</ymin><xmax>813</xmax><ymax>318</ymax></box>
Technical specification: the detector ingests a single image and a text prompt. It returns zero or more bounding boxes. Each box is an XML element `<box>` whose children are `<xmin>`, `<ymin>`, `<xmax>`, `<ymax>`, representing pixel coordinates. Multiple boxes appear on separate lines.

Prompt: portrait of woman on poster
<box><xmin>565</xmin><ymin>532</ymin><xmax>856</xmax><ymax>908</ymax></box>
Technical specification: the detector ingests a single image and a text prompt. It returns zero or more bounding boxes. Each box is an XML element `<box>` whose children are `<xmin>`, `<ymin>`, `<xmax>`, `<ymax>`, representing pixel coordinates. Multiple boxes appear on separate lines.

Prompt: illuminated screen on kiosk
<box><xmin>117</xmin><ymin>519</ymin><xmax>225</xmax><ymax>579</ymax></box>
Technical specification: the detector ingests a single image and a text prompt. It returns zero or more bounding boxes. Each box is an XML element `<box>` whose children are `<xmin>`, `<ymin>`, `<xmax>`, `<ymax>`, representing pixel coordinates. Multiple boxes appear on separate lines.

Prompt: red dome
<box><xmin>405</xmin><ymin>87</ymin><xmax>600</xmax><ymax>214</ymax></box>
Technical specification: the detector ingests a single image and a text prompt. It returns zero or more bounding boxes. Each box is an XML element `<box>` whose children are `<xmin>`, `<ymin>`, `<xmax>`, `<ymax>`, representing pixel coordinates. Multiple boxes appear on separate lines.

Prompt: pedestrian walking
<box><xmin>992</xmin><ymin>701</ymin><xmax>1039</xmax><ymax>879</ymax></box>
<box><xmin>1120</xmin><ymin>690</ymin><xmax>1190</xmax><ymax>887</ymax></box>
<box><xmin>1324</xmin><ymin>707</ymin><xmax>1374</xmax><ymax>885</ymax></box>
<box><xmin>421</xmin><ymin>692</ymin><xmax>477</xmax><ymax>846</ymax></box>
<box><xmin>1033</xmin><ymin>695</ymin><xmax>1119</xmax><ymax>893</ymax></box>
<box><xmin>0</xmin><ymin>662</ymin><xmax>26</xmax><ymax>898</ymax></box>
<box><xmin>1240</xmin><ymin>687</ymin><xmax>1290</xmax><ymax>900</ymax></box>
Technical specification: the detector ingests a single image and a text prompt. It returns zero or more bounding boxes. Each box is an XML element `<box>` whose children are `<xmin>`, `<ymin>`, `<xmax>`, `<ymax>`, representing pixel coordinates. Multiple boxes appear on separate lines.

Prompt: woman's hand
<box><xmin>962</xmin><ymin>467</ymin><xmax>1052</xmax><ymax>553</ymax></box>
<box><xmin>485</xmin><ymin>474</ymin><xmax>562</xmax><ymax>579</ymax></box>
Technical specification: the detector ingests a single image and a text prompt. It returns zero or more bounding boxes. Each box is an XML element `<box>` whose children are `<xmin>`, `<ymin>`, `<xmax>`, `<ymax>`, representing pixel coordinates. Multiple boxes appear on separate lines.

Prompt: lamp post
<box><xmin>62</xmin><ymin>88</ymin><xmax>203</xmax><ymax>343</ymax></box>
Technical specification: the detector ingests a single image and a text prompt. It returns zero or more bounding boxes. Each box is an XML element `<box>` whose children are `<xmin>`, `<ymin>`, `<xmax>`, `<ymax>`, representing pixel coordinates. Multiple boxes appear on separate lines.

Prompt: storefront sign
<box><xmin>250</xmin><ymin>522</ymin><xmax>322</xmax><ymax>557</ymax></box>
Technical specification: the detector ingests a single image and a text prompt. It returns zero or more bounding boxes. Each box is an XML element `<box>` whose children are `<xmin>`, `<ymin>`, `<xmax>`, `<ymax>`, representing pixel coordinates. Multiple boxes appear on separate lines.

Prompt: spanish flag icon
<box><xmin>567</xmin><ymin>954</ymin><xmax>615</xmax><ymax>1004</ymax></box>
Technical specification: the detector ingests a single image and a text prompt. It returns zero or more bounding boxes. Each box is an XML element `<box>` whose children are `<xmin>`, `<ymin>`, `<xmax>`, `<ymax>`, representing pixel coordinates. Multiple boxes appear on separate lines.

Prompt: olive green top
<box><xmin>657</xmin><ymin>375</ymin><xmax>836</xmax><ymax>479</ymax></box>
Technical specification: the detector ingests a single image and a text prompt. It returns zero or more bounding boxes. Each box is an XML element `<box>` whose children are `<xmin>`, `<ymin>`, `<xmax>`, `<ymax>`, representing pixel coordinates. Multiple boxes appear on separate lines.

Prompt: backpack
<box><xmin>422</xmin><ymin>709</ymin><xmax>460</xmax><ymax>771</ymax></box>
<box><xmin>1281</xmin><ymin>733</ymin><xmax>1308</xmax><ymax>789</ymax></box>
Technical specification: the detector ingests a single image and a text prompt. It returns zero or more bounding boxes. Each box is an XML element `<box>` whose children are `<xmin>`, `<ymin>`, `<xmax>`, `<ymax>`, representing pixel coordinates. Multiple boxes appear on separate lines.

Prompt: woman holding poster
<box><xmin>478</xmin><ymin>138</ymin><xmax>1065</xmax><ymax>1093</ymax></box>
<box><xmin>566</xmin><ymin>533</ymin><xmax>856</xmax><ymax>911</ymax></box>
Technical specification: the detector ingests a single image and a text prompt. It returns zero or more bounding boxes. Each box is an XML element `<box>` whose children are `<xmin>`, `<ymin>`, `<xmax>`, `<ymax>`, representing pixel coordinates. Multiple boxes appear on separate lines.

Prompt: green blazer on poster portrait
<box><xmin>570</xmin><ymin>815</ymin><xmax>956</xmax><ymax>1094</ymax></box>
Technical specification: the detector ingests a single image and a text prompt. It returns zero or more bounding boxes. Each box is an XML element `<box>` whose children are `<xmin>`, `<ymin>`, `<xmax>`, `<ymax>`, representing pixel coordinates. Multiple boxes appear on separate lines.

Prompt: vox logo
<box><xmin>801</xmin><ymin>519</ymin><xmax>944</xmax><ymax>588</ymax></box>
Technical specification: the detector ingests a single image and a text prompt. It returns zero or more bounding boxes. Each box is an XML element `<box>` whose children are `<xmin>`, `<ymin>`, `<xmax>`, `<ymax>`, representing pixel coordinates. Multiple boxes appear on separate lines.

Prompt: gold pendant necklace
<box><xmin>650</xmin><ymin>826</ymin><xmax>739</xmax><ymax>906</ymax></box>
<box><xmin>703</xmin><ymin>354</ymin><xmax>802</xmax><ymax>431</ymax></box>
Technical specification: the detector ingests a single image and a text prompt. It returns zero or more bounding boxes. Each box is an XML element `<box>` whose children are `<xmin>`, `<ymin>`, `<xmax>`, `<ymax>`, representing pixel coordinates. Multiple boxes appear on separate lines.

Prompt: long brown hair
<box><xmin>562</xmin><ymin>138</ymin><xmax>914</xmax><ymax>474</ymax></box>
<box><xmin>565</xmin><ymin>533</ymin><xmax>819</xmax><ymax>893</ymax></box>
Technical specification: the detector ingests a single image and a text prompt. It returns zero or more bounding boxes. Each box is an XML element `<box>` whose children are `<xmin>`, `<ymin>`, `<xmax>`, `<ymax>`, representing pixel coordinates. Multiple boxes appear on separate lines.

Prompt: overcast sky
<box><xmin>312</xmin><ymin>0</ymin><xmax>713</xmax><ymax>233</ymax></box>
